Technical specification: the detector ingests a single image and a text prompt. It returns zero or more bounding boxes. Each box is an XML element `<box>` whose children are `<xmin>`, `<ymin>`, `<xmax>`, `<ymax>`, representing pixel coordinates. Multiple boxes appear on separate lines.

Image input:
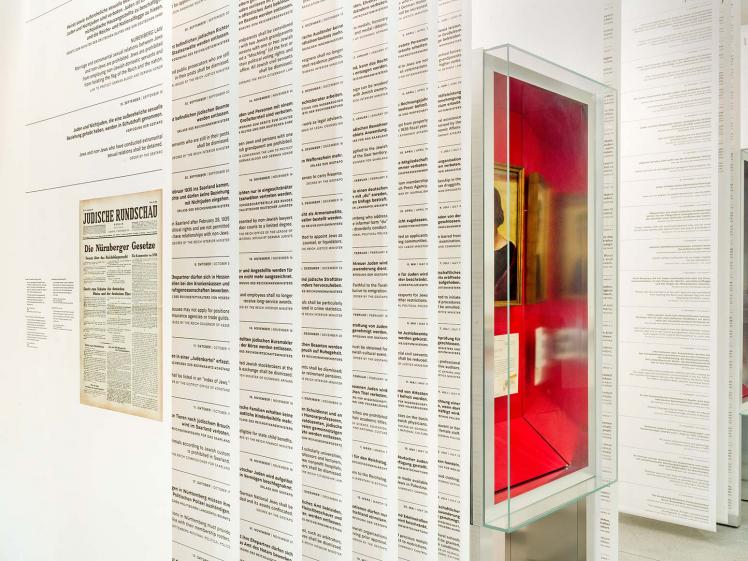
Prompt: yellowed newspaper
<box><xmin>79</xmin><ymin>190</ymin><xmax>162</xmax><ymax>420</ymax></box>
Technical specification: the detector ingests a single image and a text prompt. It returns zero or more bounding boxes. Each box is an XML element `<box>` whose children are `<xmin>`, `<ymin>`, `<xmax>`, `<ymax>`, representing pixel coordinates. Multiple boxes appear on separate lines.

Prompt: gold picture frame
<box><xmin>493</xmin><ymin>164</ymin><xmax>525</xmax><ymax>307</ymax></box>
<box><xmin>557</xmin><ymin>194</ymin><xmax>588</xmax><ymax>298</ymax></box>
<box><xmin>524</xmin><ymin>172</ymin><xmax>551</xmax><ymax>304</ymax></box>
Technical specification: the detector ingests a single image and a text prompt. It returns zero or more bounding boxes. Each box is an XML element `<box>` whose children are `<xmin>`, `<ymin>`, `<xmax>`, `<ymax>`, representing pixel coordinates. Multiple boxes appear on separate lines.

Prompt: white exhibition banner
<box><xmin>235</xmin><ymin>2</ymin><xmax>299</xmax><ymax>560</ymax></box>
<box><xmin>619</xmin><ymin>0</ymin><xmax>718</xmax><ymax>531</ymax></box>
<box><xmin>618</xmin><ymin>0</ymin><xmax>741</xmax><ymax>531</ymax></box>
<box><xmin>170</xmin><ymin>2</ymin><xmax>240</xmax><ymax>561</ymax></box>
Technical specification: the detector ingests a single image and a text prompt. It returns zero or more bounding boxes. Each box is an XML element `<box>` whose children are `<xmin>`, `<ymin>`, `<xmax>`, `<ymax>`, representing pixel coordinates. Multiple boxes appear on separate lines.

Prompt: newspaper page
<box><xmin>79</xmin><ymin>190</ymin><xmax>162</xmax><ymax>421</ymax></box>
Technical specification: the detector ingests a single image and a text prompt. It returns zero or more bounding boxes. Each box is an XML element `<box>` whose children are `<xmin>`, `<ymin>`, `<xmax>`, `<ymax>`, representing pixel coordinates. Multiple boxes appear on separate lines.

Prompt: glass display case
<box><xmin>471</xmin><ymin>45</ymin><xmax>618</xmax><ymax>532</ymax></box>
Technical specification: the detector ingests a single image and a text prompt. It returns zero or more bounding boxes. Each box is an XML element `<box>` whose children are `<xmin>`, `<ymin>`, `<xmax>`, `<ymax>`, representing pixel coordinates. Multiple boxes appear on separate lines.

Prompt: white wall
<box><xmin>0</xmin><ymin>2</ymin><xmax>171</xmax><ymax>560</ymax></box>
<box><xmin>0</xmin><ymin>2</ymin><xmax>32</xmax><ymax>554</ymax></box>
<box><xmin>0</xmin><ymin>0</ymin><xmax>26</xmax><ymax>547</ymax></box>
<box><xmin>471</xmin><ymin>0</ymin><xmax>605</xmax><ymax>82</ymax></box>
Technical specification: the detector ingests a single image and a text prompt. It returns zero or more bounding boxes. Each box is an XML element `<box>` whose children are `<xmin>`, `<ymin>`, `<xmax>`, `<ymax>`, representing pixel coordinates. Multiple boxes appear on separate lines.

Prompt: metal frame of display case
<box><xmin>741</xmin><ymin>149</ymin><xmax>748</xmax><ymax>504</ymax></box>
<box><xmin>742</xmin><ymin>149</ymin><xmax>748</xmax><ymax>418</ymax></box>
<box><xmin>471</xmin><ymin>44</ymin><xmax>618</xmax><ymax>534</ymax></box>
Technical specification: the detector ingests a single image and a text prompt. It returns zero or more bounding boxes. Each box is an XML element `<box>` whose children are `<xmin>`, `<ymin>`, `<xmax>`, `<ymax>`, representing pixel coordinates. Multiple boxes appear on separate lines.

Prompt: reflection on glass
<box><xmin>494</xmin><ymin>166</ymin><xmax>523</xmax><ymax>305</ymax></box>
<box><xmin>492</xmin><ymin>71</ymin><xmax>591</xmax><ymax>503</ymax></box>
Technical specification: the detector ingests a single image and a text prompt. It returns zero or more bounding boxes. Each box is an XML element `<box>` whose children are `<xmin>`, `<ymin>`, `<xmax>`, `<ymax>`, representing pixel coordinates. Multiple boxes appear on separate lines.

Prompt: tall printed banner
<box><xmin>619</xmin><ymin>0</ymin><xmax>718</xmax><ymax>531</ymax></box>
<box><xmin>171</xmin><ymin>2</ymin><xmax>240</xmax><ymax>560</ymax></box>
<box><xmin>236</xmin><ymin>1</ymin><xmax>298</xmax><ymax>559</ymax></box>
<box><xmin>437</xmin><ymin>1</ymin><xmax>470</xmax><ymax>558</ymax></box>
<box><xmin>299</xmin><ymin>1</ymin><xmax>350</xmax><ymax>558</ymax></box>
<box><xmin>397</xmin><ymin>1</ymin><xmax>439</xmax><ymax>559</ymax></box>
<box><xmin>618</xmin><ymin>0</ymin><xmax>741</xmax><ymax>530</ymax></box>
<box><xmin>350</xmin><ymin>0</ymin><xmax>398</xmax><ymax>558</ymax></box>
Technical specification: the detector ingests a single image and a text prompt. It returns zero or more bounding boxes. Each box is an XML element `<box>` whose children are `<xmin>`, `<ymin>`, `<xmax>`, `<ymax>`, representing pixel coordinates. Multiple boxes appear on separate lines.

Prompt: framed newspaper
<box><xmin>79</xmin><ymin>189</ymin><xmax>163</xmax><ymax>420</ymax></box>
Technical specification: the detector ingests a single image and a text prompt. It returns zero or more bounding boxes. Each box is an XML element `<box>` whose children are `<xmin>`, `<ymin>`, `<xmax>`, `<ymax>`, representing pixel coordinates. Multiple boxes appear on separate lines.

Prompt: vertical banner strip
<box><xmin>458</xmin><ymin>0</ymin><xmax>473</xmax><ymax>558</ymax></box>
<box><xmin>342</xmin><ymin>1</ymin><xmax>355</xmax><ymax>558</ymax></box>
<box><xmin>349</xmin><ymin>0</ymin><xmax>398</xmax><ymax>559</ymax></box>
<box><xmin>426</xmin><ymin>0</ymin><xmax>440</xmax><ymax>557</ymax></box>
<box><xmin>436</xmin><ymin>0</ymin><xmax>466</xmax><ymax>558</ymax></box>
<box><xmin>618</xmin><ymin>0</ymin><xmax>720</xmax><ymax>531</ymax></box>
<box><xmin>292</xmin><ymin>1</ymin><xmax>304</xmax><ymax>558</ymax></box>
<box><xmin>387</xmin><ymin>2</ymin><xmax>402</xmax><ymax>560</ymax></box>
<box><xmin>397</xmin><ymin>0</ymin><xmax>437</xmax><ymax>559</ymax></box>
<box><xmin>235</xmin><ymin>1</ymin><xmax>299</xmax><ymax>559</ymax></box>
<box><xmin>299</xmin><ymin>1</ymin><xmax>347</xmax><ymax>558</ymax></box>
<box><xmin>171</xmin><ymin>2</ymin><xmax>240</xmax><ymax>560</ymax></box>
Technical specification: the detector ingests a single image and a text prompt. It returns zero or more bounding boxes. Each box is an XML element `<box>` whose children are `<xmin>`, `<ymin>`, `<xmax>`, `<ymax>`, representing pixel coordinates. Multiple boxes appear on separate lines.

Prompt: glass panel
<box><xmin>742</xmin><ymin>151</ymin><xmax>748</xmax><ymax>415</ymax></box>
<box><xmin>478</xmin><ymin>45</ymin><xmax>618</xmax><ymax>532</ymax></box>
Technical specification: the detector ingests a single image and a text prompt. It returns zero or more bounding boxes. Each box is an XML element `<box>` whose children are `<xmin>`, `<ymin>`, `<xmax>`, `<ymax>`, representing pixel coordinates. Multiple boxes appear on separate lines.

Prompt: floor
<box><xmin>620</xmin><ymin>511</ymin><xmax>748</xmax><ymax>561</ymax></box>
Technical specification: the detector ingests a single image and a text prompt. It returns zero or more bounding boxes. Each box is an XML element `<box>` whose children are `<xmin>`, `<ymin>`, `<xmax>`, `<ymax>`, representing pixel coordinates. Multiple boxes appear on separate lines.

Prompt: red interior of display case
<box><xmin>493</xmin><ymin>72</ymin><xmax>590</xmax><ymax>502</ymax></box>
